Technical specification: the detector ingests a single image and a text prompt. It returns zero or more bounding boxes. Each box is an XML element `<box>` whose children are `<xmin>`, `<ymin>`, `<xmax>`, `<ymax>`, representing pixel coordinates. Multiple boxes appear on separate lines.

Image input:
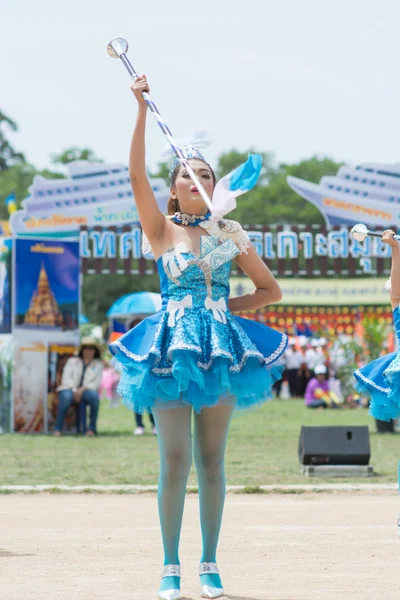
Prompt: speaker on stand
<box><xmin>298</xmin><ymin>425</ymin><xmax>373</xmax><ymax>477</ymax></box>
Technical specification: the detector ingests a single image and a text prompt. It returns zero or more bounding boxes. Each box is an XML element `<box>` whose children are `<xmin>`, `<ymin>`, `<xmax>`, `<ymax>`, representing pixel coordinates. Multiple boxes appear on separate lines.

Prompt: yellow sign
<box><xmin>230</xmin><ymin>278</ymin><xmax>390</xmax><ymax>306</ymax></box>
<box><xmin>322</xmin><ymin>197</ymin><xmax>393</xmax><ymax>222</ymax></box>
<box><xmin>25</xmin><ymin>214</ymin><xmax>87</xmax><ymax>229</ymax></box>
<box><xmin>31</xmin><ymin>243</ymin><xmax>65</xmax><ymax>254</ymax></box>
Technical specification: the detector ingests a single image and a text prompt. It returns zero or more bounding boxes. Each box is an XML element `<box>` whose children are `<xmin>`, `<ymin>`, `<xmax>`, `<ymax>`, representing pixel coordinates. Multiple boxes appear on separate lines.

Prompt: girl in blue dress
<box><xmin>354</xmin><ymin>229</ymin><xmax>400</xmax><ymax>422</ymax></box>
<box><xmin>110</xmin><ymin>75</ymin><xmax>287</xmax><ymax>600</ymax></box>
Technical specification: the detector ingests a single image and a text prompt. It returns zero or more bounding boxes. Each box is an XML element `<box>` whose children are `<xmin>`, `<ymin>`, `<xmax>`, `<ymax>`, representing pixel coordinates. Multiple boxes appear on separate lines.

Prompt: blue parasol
<box><xmin>106</xmin><ymin>292</ymin><xmax>162</xmax><ymax>318</ymax></box>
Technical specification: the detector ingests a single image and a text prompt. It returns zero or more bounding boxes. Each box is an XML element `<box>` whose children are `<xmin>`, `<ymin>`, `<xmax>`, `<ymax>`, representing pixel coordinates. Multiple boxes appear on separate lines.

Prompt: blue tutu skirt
<box><xmin>110</xmin><ymin>308</ymin><xmax>287</xmax><ymax>414</ymax></box>
<box><xmin>354</xmin><ymin>352</ymin><xmax>400</xmax><ymax>421</ymax></box>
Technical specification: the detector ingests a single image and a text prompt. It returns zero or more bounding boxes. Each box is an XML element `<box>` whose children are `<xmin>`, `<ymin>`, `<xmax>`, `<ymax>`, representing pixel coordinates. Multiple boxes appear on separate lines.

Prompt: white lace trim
<box><xmin>111</xmin><ymin>308</ymin><xmax>287</xmax><ymax>375</ymax></box>
<box><xmin>142</xmin><ymin>219</ymin><xmax>250</xmax><ymax>260</ymax></box>
<box><xmin>354</xmin><ymin>369</ymin><xmax>390</xmax><ymax>394</ymax></box>
<box><xmin>199</xmin><ymin>347</ymin><xmax>265</xmax><ymax>372</ymax></box>
<box><xmin>153</xmin><ymin>347</ymin><xmax>264</xmax><ymax>375</ymax></box>
<box><xmin>141</xmin><ymin>231</ymin><xmax>152</xmax><ymax>255</ymax></box>
<box><xmin>110</xmin><ymin>316</ymin><xmax>165</xmax><ymax>365</ymax></box>
<box><xmin>110</xmin><ymin>339</ymin><xmax>152</xmax><ymax>362</ymax></box>
<box><xmin>384</xmin><ymin>353</ymin><xmax>400</xmax><ymax>377</ymax></box>
<box><xmin>200</xmin><ymin>219</ymin><xmax>251</xmax><ymax>255</ymax></box>
<box><xmin>264</xmin><ymin>333</ymin><xmax>288</xmax><ymax>365</ymax></box>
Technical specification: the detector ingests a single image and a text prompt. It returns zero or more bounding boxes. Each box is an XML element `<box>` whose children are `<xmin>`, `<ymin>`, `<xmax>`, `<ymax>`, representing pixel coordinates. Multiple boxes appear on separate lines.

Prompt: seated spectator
<box><xmin>305</xmin><ymin>364</ymin><xmax>342</xmax><ymax>409</ymax></box>
<box><xmin>54</xmin><ymin>337</ymin><xmax>103</xmax><ymax>436</ymax></box>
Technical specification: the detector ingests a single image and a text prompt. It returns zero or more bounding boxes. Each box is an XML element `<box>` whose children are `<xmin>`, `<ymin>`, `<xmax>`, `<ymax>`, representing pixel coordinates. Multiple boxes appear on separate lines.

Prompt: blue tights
<box><xmin>153</xmin><ymin>404</ymin><xmax>234</xmax><ymax>593</ymax></box>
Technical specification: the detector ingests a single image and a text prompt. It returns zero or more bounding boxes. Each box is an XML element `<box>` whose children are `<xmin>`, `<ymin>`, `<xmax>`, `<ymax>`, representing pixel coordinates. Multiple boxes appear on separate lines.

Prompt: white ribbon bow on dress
<box><xmin>162</xmin><ymin>243</ymin><xmax>190</xmax><ymax>280</ymax></box>
<box><xmin>204</xmin><ymin>297</ymin><xmax>228</xmax><ymax>324</ymax></box>
<box><xmin>166</xmin><ymin>295</ymin><xmax>193</xmax><ymax>327</ymax></box>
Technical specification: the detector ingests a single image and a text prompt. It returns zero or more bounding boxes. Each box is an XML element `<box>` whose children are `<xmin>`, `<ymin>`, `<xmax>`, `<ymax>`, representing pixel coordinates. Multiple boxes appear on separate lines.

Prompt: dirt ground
<box><xmin>1</xmin><ymin>492</ymin><xmax>399</xmax><ymax>600</ymax></box>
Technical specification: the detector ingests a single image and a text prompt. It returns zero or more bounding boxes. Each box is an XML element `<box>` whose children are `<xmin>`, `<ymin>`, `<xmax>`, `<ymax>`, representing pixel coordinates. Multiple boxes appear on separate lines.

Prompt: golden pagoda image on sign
<box><xmin>24</xmin><ymin>263</ymin><xmax>64</xmax><ymax>327</ymax></box>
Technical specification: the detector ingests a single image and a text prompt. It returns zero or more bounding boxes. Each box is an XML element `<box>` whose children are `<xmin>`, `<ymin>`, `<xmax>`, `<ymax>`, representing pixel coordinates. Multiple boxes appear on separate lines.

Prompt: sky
<box><xmin>2</xmin><ymin>0</ymin><xmax>400</xmax><ymax>174</ymax></box>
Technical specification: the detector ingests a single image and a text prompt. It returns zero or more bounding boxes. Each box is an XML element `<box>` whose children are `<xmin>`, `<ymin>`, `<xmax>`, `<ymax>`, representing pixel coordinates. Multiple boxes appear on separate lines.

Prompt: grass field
<box><xmin>1</xmin><ymin>399</ymin><xmax>399</xmax><ymax>486</ymax></box>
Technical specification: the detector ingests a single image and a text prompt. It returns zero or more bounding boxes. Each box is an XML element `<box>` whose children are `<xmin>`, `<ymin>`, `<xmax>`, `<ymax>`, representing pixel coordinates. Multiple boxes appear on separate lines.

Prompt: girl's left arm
<box><xmin>228</xmin><ymin>244</ymin><xmax>282</xmax><ymax>312</ymax></box>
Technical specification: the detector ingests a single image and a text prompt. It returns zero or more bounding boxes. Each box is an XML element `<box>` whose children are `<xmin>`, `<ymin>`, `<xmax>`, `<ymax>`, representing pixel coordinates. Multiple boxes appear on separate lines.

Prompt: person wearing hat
<box><xmin>304</xmin><ymin>364</ymin><xmax>341</xmax><ymax>409</ymax></box>
<box><xmin>54</xmin><ymin>337</ymin><xmax>103</xmax><ymax>436</ymax></box>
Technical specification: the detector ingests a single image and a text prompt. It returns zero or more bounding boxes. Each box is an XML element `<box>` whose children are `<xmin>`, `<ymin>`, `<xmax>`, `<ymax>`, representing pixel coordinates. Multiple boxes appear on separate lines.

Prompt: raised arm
<box><xmin>129</xmin><ymin>75</ymin><xmax>166</xmax><ymax>242</ymax></box>
<box><xmin>228</xmin><ymin>245</ymin><xmax>282</xmax><ymax>312</ymax></box>
<box><xmin>382</xmin><ymin>230</ymin><xmax>400</xmax><ymax>310</ymax></box>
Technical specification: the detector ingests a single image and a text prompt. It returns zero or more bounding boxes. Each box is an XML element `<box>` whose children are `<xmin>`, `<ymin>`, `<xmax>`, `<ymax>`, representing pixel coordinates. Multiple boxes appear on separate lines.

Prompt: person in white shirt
<box><xmin>305</xmin><ymin>340</ymin><xmax>319</xmax><ymax>375</ymax></box>
<box><xmin>54</xmin><ymin>337</ymin><xmax>103</xmax><ymax>436</ymax></box>
<box><xmin>315</xmin><ymin>338</ymin><xmax>328</xmax><ymax>368</ymax></box>
<box><xmin>283</xmin><ymin>340</ymin><xmax>303</xmax><ymax>397</ymax></box>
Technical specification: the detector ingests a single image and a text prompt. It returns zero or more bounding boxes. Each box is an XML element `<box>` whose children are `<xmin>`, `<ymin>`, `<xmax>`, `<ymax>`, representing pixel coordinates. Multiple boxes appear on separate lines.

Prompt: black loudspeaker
<box><xmin>298</xmin><ymin>426</ymin><xmax>371</xmax><ymax>466</ymax></box>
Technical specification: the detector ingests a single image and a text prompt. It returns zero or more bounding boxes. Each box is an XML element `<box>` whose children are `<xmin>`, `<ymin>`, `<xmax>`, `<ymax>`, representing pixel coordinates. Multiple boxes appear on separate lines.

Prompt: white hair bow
<box><xmin>162</xmin><ymin>129</ymin><xmax>214</xmax><ymax>160</ymax></box>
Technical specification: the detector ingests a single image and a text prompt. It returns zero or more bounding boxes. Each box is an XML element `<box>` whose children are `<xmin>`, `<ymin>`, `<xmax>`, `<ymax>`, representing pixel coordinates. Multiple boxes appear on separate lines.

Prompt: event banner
<box><xmin>78</xmin><ymin>226</ymin><xmax>393</xmax><ymax>262</ymax></box>
<box><xmin>13</xmin><ymin>339</ymin><xmax>48</xmax><ymax>433</ymax></box>
<box><xmin>0</xmin><ymin>334</ymin><xmax>12</xmax><ymax>433</ymax></box>
<box><xmin>13</xmin><ymin>238</ymin><xmax>80</xmax><ymax>344</ymax></box>
<box><xmin>0</xmin><ymin>237</ymin><xmax>12</xmax><ymax>334</ymax></box>
<box><xmin>231</xmin><ymin>277</ymin><xmax>390</xmax><ymax>306</ymax></box>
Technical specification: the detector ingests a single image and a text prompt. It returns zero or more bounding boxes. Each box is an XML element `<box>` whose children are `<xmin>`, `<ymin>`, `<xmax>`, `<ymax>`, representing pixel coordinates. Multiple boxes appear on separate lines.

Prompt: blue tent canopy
<box><xmin>106</xmin><ymin>292</ymin><xmax>162</xmax><ymax>318</ymax></box>
<box><xmin>79</xmin><ymin>314</ymin><xmax>89</xmax><ymax>324</ymax></box>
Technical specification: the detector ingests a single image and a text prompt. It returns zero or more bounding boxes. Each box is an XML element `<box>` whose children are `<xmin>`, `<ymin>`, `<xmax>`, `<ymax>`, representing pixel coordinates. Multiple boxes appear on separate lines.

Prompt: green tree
<box><xmin>149</xmin><ymin>161</ymin><xmax>170</xmax><ymax>185</ymax></box>
<box><xmin>215</xmin><ymin>148</ymin><xmax>275</xmax><ymax>184</ymax></box>
<box><xmin>82</xmin><ymin>273</ymin><xmax>160</xmax><ymax>325</ymax></box>
<box><xmin>362</xmin><ymin>317</ymin><xmax>389</xmax><ymax>361</ymax></box>
<box><xmin>0</xmin><ymin>110</ymin><xmax>25</xmax><ymax>172</ymax></box>
<box><xmin>50</xmin><ymin>147</ymin><xmax>103</xmax><ymax>165</ymax></box>
<box><xmin>229</xmin><ymin>155</ymin><xmax>342</xmax><ymax>225</ymax></box>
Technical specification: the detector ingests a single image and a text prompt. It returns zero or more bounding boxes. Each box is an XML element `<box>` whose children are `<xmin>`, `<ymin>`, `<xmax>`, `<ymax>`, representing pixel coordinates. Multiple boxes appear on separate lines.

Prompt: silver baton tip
<box><xmin>107</xmin><ymin>37</ymin><xmax>129</xmax><ymax>58</ymax></box>
<box><xmin>351</xmin><ymin>223</ymin><xmax>369</xmax><ymax>242</ymax></box>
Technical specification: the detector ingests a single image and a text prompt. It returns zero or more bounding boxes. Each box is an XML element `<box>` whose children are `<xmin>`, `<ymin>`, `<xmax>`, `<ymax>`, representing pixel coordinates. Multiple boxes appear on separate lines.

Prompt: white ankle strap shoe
<box><xmin>199</xmin><ymin>562</ymin><xmax>224</xmax><ymax>598</ymax></box>
<box><xmin>158</xmin><ymin>565</ymin><xmax>181</xmax><ymax>600</ymax></box>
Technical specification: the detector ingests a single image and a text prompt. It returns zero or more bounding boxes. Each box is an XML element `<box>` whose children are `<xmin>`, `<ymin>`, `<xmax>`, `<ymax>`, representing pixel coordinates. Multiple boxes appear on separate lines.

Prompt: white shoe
<box><xmin>199</xmin><ymin>563</ymin><xmax>224</xmax><ymax>598</ymax></box>
<box><xmin>158</xmin><ymin>565</ymin><xmax>181</xmax><ymax>600</ymax></box>
<box><xmin>134</xmin><ymin>426</ymin><xmax>144</xmax><ymax>436</ymax></box>
<box><xmin>152</xmin><ymin>426</ymin><xmax>157</xmax><ymax>435</ymax></box>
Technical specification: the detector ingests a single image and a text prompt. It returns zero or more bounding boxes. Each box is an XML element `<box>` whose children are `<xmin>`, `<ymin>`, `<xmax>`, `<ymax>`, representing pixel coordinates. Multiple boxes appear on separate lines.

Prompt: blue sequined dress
<box><xmin>109</xmin><ymin>220</ymin><xmax>288</xmax><ymax>413</ymax></box>
<box><xmin>354</xmin><ymin>305</ymin><xmax>400</xmax><ymax>421</ymax></box>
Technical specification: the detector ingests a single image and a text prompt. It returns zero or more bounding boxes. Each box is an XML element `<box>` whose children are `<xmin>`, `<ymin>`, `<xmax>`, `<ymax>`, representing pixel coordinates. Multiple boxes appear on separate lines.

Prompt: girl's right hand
<box><xmin>131</xmin><ymin>75</ymin><xmax>149</xmax><ymax>105</ymax></box>
<box><xmin>382</xmin><ymin>229</ymin><xmax>399</xmax><ymax>248</ymax></box>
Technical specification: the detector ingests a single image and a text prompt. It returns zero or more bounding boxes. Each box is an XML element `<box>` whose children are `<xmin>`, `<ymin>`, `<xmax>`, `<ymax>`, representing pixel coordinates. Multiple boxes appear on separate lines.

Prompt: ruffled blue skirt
<box><xmin>354</xmin><ymin>352</ymin><xmax>400</xmax><ymax>421</ymax></box>
<box><xmin>109</xmin><ymin>308</ymin><xmax>287</xmax><ymax>413</ymax></box>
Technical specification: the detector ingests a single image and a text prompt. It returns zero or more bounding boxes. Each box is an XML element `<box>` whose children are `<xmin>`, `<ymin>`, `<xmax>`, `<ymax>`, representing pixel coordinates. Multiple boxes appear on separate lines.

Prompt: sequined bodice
<box><xmin>142</xmin><ymin>221</ymin><xmax>251</xmax><ymax>327</ymax></box>
<box><xmin>155</xmin><ymin>235</ymin><xmax>241</xmax><ymax>326</ymax></box>
<box><xmin>157</xmin><ymin>248</ymin><xmax>232</xmax><ymax>309</ymax></box>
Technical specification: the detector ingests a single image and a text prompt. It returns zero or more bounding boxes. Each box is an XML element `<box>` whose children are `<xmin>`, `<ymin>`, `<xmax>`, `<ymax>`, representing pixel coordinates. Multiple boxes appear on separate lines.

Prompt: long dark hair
<box><xmin>78</xmin><ymin>345</ymin><xmax>101</xmax><ymax>360</ymax></box>
<box><xmin>167</xmin><ymin>161</ymin><xmax>216</xmax><ymax>214</ymax></box>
